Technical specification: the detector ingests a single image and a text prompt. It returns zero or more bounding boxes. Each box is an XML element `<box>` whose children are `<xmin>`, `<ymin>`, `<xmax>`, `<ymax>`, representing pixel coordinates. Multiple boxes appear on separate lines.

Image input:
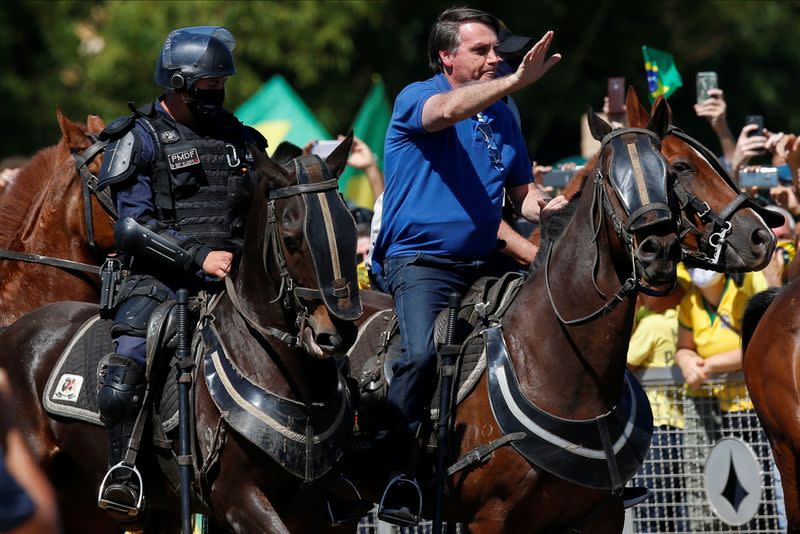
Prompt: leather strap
<box><xmin>0</xmin><ymin>247</ymin><xmax>100</xmax><ymax>274</ymax></box>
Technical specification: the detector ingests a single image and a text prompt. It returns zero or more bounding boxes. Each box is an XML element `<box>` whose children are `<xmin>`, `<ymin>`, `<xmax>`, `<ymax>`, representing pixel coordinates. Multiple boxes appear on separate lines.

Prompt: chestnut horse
<box><xmin>339</xmin><ymin>95</ymin><xmax>781</xmax><ymax>534</ymax></box>
<box><xmin>742</xmin><ymin>275</ymin><xmax>800</xmax><ymax>532</ymax></box>
<box><xmin>0</xmin><ymin>139</ymin><xmax>364</xmax><ymax>533</ymax></box>
<box><xmin>340</xmin><ymin>105</ymin><xmax>685</xmax><ymax>534</ymax></box>
<box><xmin>625</xmin><ymin>89</ymin><xmax>778</xmax><ymax>276</ymax></box>
<box><xmin>0</xmin><ymin>110</ymin><xmax>115</xmax><ymax>325</ymax></box>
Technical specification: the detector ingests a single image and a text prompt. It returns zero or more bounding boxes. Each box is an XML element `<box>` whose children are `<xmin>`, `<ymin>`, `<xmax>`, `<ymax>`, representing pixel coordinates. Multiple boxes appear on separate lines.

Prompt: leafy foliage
<box><xmin>2</xmin><ymin>0</ymin><xmax>800</xmax><ymax>166</ymax></box>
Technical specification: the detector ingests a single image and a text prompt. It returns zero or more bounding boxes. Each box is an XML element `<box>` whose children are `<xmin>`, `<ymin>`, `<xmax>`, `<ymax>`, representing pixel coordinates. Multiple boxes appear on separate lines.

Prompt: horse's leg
<box><xmin>193</xmin><ymin>374</ymin><xmax>290</xmax><ymax>534</ymax></box>
<box><xmin>770</xmin><ymin>440</ymin><xmax>800</xmax><ymax>533</ymax></box>
<box><xmin>209</xmin><ymin>476</ymin><xmax>289</xmax><ymax>533</ymax></box>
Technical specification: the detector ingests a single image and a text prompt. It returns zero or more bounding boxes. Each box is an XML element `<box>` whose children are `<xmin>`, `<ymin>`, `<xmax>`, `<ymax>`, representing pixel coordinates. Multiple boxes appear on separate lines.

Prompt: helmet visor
<box><xmin>161</xmin><ymin>26</ymin><xmax>235</xmax><ymax>72</ymax></box>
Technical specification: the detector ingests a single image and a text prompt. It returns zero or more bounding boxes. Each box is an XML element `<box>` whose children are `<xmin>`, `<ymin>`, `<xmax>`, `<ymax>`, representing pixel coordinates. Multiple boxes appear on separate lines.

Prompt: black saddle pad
<box><xmin>43</xmin><ymin>315</ymin><xmax>179</xmax><ymax>432</ymax></box>
<box><xmin>42</xmin><ymin>315</ymin><xmax>111</xmax><ymax>425</ymax></box>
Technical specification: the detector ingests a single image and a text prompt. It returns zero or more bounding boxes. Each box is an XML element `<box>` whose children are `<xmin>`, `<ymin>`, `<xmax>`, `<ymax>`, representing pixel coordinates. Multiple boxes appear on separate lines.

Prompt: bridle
<box><xmin>225</xmin><ymin>155</ymin><xmax>361</xmax><ymax>349</ymax></box>
<box><xmin>545</xmin><ymin>127</ymin><xmax>676</xmax><ymax>326</ymax></box>
<box><xmin>0</xmin><ymin>132</ymin><xmax>118</xmax><ymax>276</ymax></box>
<box><xmin>667</xmin><ymin>125</ymin><xmax>758</xmax><ymax>270</ymax></box>
<box><xmin>71</xmin><ymin>133</ymin><xmax>118</xmax><ymax>252</ymax></box>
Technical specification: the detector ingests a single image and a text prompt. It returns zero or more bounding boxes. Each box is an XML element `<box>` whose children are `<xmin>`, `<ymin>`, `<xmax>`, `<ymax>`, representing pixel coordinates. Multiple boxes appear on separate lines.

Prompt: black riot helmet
<box><xmin>155</xmin><ymin>26</ymin><xmax>236</xmax><ymax>90</ymax></box>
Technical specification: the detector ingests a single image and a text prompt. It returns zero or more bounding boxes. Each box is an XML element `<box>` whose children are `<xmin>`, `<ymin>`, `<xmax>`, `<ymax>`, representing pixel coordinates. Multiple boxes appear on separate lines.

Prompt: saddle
<box><xmin>44</xmin><ymin>291</ymin><xmax>355</xmax><ymax>494</ymax></box>
<box><xmin>351</xmin><ymin>270</ymin><xmax>654</xmax><ymax>492</ymax></box>
<box><xmin>352</xmin><ymin>272</ymin><xmax>526</xmax><ymax>435</ymax></box>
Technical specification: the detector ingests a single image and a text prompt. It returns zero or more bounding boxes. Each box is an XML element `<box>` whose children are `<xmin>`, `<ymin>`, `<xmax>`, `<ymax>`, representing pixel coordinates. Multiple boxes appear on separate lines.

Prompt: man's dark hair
<box><xmin>428</xmin><ymin>6</ymin><xmax>499</xmax><ymax>73</ymax></box>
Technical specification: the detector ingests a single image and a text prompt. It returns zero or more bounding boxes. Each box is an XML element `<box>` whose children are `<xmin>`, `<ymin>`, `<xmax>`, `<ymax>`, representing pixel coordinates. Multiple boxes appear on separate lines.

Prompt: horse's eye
<box><xmin>283</xmin><ymin>235</ymin><xmax>300</xmax><ymax>253</ymax></box>
<box><xmin>671</xmin><ymin>161</ymin><xmax>693</xmax><ymax>174</ymax></box>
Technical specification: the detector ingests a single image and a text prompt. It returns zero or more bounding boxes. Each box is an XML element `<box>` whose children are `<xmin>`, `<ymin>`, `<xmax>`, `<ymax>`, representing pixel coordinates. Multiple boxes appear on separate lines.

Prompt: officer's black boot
<box><xmin>377</xmin><ymin>435</ymin><xmax>423</xmax><ymax>526</ymax></box>
<box><xmin>97</xmin><ymin>355</ymin><xmax>146</xmax><ymax>515</ymax></box>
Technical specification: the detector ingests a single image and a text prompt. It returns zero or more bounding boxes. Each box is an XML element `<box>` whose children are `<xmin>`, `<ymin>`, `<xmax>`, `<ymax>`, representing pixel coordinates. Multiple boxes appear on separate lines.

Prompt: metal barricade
<box><xmin>357</xmin><ymin>369</ymin><xmax>786</xmax><ymax>533</ymax></box>
<box><xmin>358</xmin><ymin>508</ymin><xmax>465</xmax><ymax>533</ymax></box>
<box><xmin>628</xmin><ymin>367</ymin><xmax>785</xmax><ymax>533</ymax></box>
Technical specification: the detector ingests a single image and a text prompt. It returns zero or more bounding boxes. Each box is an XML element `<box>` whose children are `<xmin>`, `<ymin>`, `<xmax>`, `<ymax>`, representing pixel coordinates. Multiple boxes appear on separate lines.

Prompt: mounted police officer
<box><xmin>94</xmin><ymin>26</ymin><xmax>267</xmax><ymax>514</ymax></box>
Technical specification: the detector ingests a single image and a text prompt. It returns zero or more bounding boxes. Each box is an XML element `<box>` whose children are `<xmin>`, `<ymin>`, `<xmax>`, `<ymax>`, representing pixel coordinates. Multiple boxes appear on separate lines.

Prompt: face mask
<box><xmin>183</xmin><ymin>86</ymin><xmax>225</xmax><ymax>120</ymax></box>
<box><xmin>688</xmin><ymin>268</ymin><xmax>724</xmax><ymax>289</ymax></box>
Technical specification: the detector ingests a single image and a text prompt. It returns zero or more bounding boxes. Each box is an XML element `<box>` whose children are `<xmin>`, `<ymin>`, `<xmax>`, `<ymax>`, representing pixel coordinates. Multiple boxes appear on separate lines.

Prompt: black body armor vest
<box><xmin>140</xmin><ymin>107</ymin><xmax>257</xmax><ymax>251</ymax></box>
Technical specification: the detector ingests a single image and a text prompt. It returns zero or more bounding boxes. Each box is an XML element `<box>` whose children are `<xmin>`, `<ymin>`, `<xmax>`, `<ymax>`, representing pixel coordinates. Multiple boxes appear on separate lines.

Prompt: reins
<box><xmin>544</xmin><ymin>171</ymin><xmax>640</xmax><ymax>326</ymax></box>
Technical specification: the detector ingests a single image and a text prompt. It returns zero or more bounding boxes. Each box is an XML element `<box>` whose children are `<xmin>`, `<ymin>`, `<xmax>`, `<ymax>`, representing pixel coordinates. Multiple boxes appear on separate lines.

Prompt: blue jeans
<box><xmin>381</xmin><ymin>253</ymin><xmax>487</xmax><ymax>466</ymax></box>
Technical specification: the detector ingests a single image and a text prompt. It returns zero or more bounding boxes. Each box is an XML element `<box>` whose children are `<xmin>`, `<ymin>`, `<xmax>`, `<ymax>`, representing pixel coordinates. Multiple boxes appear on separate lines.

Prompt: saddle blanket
<box><xmin>42</xmin><ymin>315</ymin><xmax>110</xmax><ymax>425</ymax></box>
<box><xmin>42</xmin><ymin>315</ymin><xmax>179</xmax><ymax>432</ymax></box>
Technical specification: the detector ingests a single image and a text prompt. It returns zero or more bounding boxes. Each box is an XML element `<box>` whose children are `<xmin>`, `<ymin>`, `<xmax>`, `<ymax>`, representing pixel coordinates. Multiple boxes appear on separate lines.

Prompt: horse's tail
<box><xmin>742</xmin><ymin>287</ymin><xmax>782</xmax><ymax>354</ymax></box>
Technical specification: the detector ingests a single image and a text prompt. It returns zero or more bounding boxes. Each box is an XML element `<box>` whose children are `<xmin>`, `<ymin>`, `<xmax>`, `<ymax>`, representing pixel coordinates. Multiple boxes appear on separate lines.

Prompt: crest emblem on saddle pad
<box><xmin>53</xmin><ymin>373</ymin><xmax>84</xmax><ymax>403</ymax></box>
<box><xmin>167</xmin><ymin>148</ymin><xmax>200</xmax><ymax>170</ymax></box>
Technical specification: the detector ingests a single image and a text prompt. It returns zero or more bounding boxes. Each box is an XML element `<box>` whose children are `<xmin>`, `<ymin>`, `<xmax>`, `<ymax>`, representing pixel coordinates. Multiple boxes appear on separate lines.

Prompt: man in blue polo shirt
<box><xmin>372</xmin><ymin>6</ymin><xmax>566</xmax><ymax>525</ymax></box>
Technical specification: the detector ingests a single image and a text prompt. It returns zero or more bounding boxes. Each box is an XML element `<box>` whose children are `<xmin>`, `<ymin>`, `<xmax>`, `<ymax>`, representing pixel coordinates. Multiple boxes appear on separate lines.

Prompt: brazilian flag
<box><xmin>642</xmin><ymin>46</ymin><xmax>683</xmax><ymax>103</ymax></box>
<box><xmin>234</xmin><ymin>74</ymin><xmax>330</xmax><ymax>156</ymax></box>
<box><xmin>338</xmin><ymin>76</ymin><xmax>392</xmax><ymax>209</ymax></box>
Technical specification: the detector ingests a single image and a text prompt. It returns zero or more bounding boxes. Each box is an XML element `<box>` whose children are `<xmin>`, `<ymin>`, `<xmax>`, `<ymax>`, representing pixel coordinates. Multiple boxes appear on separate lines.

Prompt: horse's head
<box><xmin>626</xmin><ymin>89</ymin><xmax>780</xmax><ymax>272</ymax></box>
<box><xmin>241</xmin><ymin>135</ymin><xmax>362</xmax><ymax>358</ymax></box>
<box><xmin>56</xmin><ymin>109</ymin><xmax>117</xmax><ymax>254</ymax></box>
<box><xmin>587</xmin><ymin>100</ymin><xmax>682</xmax><ymax>288</ymax></box>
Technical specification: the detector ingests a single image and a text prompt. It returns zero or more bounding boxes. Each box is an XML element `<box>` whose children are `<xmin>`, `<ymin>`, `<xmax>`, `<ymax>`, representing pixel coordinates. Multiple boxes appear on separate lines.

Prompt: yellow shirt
<box><xmin>676</xmin><ymin>262</ymin><xmax>691</xmax><ymax>291</ymax></box>
<box><xmin>677</xmin><ymin>271</ymin><xmax>768</xmax><ymax>411</ymax></box>
<box><xmin>357</xmin><ymin>261</ymin><xmax>371</xmax><ymax>289</ymax></box>
<box><xmin>627</xmin><ymin>309</ymin><xmax>684</xmax><ymax>428</ymax></box>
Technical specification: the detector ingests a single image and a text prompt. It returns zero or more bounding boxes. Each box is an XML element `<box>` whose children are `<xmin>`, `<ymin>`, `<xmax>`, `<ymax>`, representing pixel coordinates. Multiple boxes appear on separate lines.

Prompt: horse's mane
<box><xmin>0</xmin><ymin>144</ymin><xmax>71</xmax><ymax>246</ymax></box>
<box><xmin>529</xmin><ymin>153</ymin><xmax>598</xmax><ymax>272</ymax></box>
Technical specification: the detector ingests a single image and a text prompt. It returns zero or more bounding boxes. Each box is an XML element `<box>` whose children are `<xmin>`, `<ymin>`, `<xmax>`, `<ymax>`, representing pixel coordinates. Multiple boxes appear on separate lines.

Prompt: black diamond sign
<box><xmin>721</xmin><ymin>451</ymin><xmax>749</xmax><ymax>512</ymax></box>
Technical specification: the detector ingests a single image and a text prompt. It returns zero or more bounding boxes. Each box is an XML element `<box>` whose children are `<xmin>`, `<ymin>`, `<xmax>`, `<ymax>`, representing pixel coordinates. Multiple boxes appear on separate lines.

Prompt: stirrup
<box><xmin>622</xmin><ymin>486</ymin><xmax>649</xmax><ymax>508</ymax></box>
<box><xmin>97</xmin><ymin>462</ymin><xmax>145</xmax><ymax>517</ymax></box>
<box><xmin>377</xmin><ymin>474</ymin><xmax>423</xmax><ymax>527</ymax></box>
<box><xmin>325</xmin><ymin>475</ymin><xmax>373</xmax><ymax>526</ymax></box>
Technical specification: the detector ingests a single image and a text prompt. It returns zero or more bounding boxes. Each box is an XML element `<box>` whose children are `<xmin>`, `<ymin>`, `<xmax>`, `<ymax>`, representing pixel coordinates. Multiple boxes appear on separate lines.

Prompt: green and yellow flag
<box><xmin>234</xmin><ymin>74</ymin><xmax>330</xmax><ymax>155</ymax></box>
<box><xmin>339</xmin><ymin>77</ymin><xmax>392</xmax><ymax>209</ymax></box>
<box><xmin>642</xmin><ymin>46</ymin><xmax>683</xmax><ymax>102</ymax></box>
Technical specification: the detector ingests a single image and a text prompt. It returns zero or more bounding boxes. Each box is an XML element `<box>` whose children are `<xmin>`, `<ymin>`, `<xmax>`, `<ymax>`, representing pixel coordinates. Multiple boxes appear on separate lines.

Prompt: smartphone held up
<box><xmin>745</xmin><ymin>115</ymin><xmax>765</xmax><ymax>138</ymax></box>
<box><xmin>696</xmin><ymin>71</ymin><xmax>718</xmax><ymax>104</ymax></box>
<box><xmin>607</xmin><ymin>77</ymin><xmax>625</xmax><ymax>115</ymax></box>
<box><xmin>310</xmin><ymin>140</ymin><xmax>340</xmax><ymax>159</ymax></box>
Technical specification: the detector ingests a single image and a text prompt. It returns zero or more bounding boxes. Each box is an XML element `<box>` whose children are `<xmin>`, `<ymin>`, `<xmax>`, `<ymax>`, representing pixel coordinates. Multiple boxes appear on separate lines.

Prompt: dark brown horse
<box><xmin>0</xmin><ymin>110</ymin><xmax>114</xmax><ymax>325</ymax></box>
<box><xmin>0</xmin><ymin>139</ymin><xmax>364</xmax><ymax>533</ymax></box>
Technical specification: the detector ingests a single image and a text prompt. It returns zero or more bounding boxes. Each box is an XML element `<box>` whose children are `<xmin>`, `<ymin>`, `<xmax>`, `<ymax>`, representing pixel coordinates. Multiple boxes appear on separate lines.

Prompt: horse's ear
<box><xmin>86</xmin><ymin>114</ymin><xmax>106</xmax><ymax>136</ymax></box>
<box><xmin>586</xmin><ymin>107</ymin><xmax>612</xmax><ymax>141</ymax></box>
<box><xmin>625</xmin><ymin>87</ymin><xmax>649</xmax><ymax>128</ymax></box>
<box><xmin>646</xmin><ymin>97</ymin><xmax>672</xmax><ymax>139</ymax></box>
<box><xmin>249</xmin><ymin>144</ymin><xmax>290</xmax><ymax>186</ymax></box>
<box><xmin>325</xmin><ymin>131</ymin><xmax>354</xmax><ymax>179</ymax></box>
<box><xmin>271</xmin><ymin>141</ymin><xmax>303</xmax><ymax>166</ymax></box>
<box><xmin>56</xmin><ymin>108</ymin><xmax>87</xmax><ymax>149</ymax></box>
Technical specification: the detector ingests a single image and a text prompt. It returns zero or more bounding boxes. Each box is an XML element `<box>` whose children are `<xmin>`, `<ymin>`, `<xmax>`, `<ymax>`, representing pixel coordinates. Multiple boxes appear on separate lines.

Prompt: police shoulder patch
<box><xmin>160</xmin><ymin>130</ymin><xmax>180</xmax><ymax>144</ymax></box>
